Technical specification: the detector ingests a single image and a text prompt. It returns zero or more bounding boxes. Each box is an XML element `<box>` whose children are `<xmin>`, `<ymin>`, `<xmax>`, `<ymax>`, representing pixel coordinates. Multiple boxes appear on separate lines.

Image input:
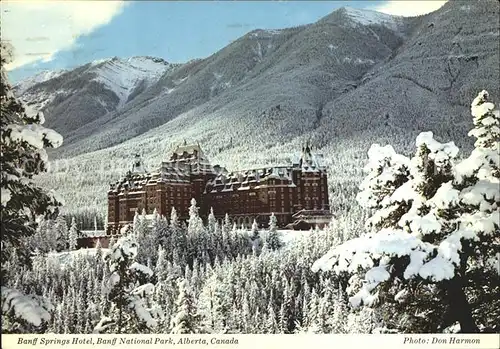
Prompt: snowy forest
<box><xmin>1</xmin><ymin>35</ymin><xmax>499</xmax><ymax>336</ymax></box>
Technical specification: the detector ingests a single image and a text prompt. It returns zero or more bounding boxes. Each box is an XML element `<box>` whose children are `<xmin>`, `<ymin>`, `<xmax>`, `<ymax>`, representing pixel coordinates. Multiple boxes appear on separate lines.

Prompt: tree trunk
<box><xmin>443</xmin><ymin>277</ymin><xmax>478</xmax><ymax>333</ymax></box>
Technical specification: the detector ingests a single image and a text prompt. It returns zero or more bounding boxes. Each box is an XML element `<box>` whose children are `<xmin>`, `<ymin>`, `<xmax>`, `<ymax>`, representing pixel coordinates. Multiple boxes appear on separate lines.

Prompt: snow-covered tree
<box><xmin>188</xmin><ymin>199</ymin><xmax>204</xmax><ymax>237</ymax></box>
<box><xmin>313</xmin><ymin>91</ymin><xmax>500</xmax><ymax>333</ymax></box>
<box><xmin>136</xmin><ymin>208</ymin><xmax>160</xmax><ymax>265</ymax></box>
<box><xmin>54</xmin><ymin>215</ymin><xmax>69</xmax><ymax>251</ymax></box>
<box><xmin>170</xmin><ymin>278</ymin><xmax>203</xmax><ymax>334</ymax></box>
<box><xmin>323</xmin><ymin>287</ymin><xmax>348</xmax><ymax>333</ymax></box>
<box><xmin>346</xmin><ymin>308</ymin><xmax>376</xmax><ymax>334</ymax></box>
<box><xmin>265</xmin><ymin>296</ymin><xmax>279</xmax><ymax>334</ymax></box>
<box><xmin>94</xmin><ymin>236</ymin><xmax>161</xmax><ymax>333</ymax></box>
<box><xmin>249</xmin><ymin>219</ymin><xmax>261</xmax><ymax>254</ymax></box>
<box><xmin>1</xmin><ymin>287</ymin><xmax>53</xmax><ymax>334</ymax></box>
<box><xmin>109</xmin><ymin>235</ymin><xmax>116</xmax><ymax>249</ymax></box>
<box><xmin>1</xmin><ymin>41</ymin><xmax>62</xmax><ymax>332</ymax></box>
<box><xmin>265</xmin><ymin>213</ymin><xmax>281</xmax><ymax>250</ymax></box>
<box><xmin>279</xmin><ymin>281</ymin><xmax>294</xmax><ymax>333</ymax></box>
<box><xmin>199</xmin><ymin>271</ymin><xmax>231</xmax><ymax>333</ymax></box>
<box><xmin>68</xmin><ymin>217</ymin><xmax>78</xmax><ymax>250</ymax></box>
<box><xmin>170</xmin><ymin>207</ymin><xmax>186</xmax><ymax>260</ymax></box>
<box><xmin>207</xmin><ymin>207</ymin><xmax>217</xmax><ymax>235</ymax></box>
<box><xmin>132</xmin><ymin>211</ymin><xmax>141</xmax><ymax>238</ymax></box>
<box><xmin>355</xmin><ymin>143</ymin><xmax>411</xmax><ymax>232</ymax></box>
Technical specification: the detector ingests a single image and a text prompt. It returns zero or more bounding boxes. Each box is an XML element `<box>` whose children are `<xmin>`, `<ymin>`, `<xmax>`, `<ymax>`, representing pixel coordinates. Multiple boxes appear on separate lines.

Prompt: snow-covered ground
<box><xmin>47</xmin><ymin>248</ymin><xmax>109</xmax><ymax>268</ymax></box>
<box><xmin>278</xmin><ymin>229</ymin><xmax>310</xmax><ymax>246</ymax></box>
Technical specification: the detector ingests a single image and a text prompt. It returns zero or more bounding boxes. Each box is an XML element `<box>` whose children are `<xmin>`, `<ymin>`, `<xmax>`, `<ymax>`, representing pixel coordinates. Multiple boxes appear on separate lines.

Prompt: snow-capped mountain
<box><xmin>89</xmin><ymin>56</ymin><xmax>171</xmax><ymax>107</ymax></box>
<box><xmin>14</xmin><ymin>69</ymin><xmax>68</xmax><ymax>95</ymax></box>
<box><xmin>17</xmin><ymin>1</ymin><xmax>499</xmax><ymax>216</ymax></box>
<box><xmin>340</xmin><ymin>7</ymin><xmax>404</xmax><ymax>31</ymax></box>
<box><xmin>14</xmin><ymin>56</ymin><xmax>171</xmax><ymax>136</ymax></box>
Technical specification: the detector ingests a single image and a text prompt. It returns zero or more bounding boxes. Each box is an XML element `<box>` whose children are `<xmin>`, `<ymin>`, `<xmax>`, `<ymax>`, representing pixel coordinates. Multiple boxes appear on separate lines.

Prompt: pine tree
<box><xmin>155</xmin><ymin>246</ymin><xmax>168</xmax><ymax>284</ymax></box>
<box><xmin>95</xmin><ymin>238</ymin><xmax>102</xmax><ymax>251</ymax></box>
<box><xmin>155</xmin><ymin>213</ymin><xmax>170</xmax><ymax>248</ymax></box>
<box><xmin>207</xmin><ymin>207</ymin><xmax>217</xmax><ymax>235</ymax></box>
<box><xmin>265</xmin><ymin>213</ymin><xmax>281</xmax><ymax>250</ymax></box>
<box><xmin>250</xmin><ymin>219</ymin><xmax>261</xmax><ymax>254</ymax></box>
<box><xmin>1</xmin><ymin>41</ymin><xmax>62</xmax><ymax>332</ymax></box>
<box><xmin>170</xmin><ymin>279</ymin><xmax>203</xmax><ymax>334</ymax></box>
<box><xmin>54</xmin><ymin>215</ymin><xmax>69</xmax><ymax>251</ymax></box>
<box><xmin>137</xmin><ymin>208</ymin><xmax>159</xmax><ymax>265</ymax></box>
<box><xmin>94</xmin><ymin>236</ymin><xmax>160</xmax><ymax>333</ymax></box>
<box><xmin>188</xmin><ymin>199</ymin><xmax>204</xmax><ymax>237</ymax></box>
<box><xmin>346</xmin><ymin>308</ymin><xmax>375</xmax><ymax>334</ymax></box>
<box><xmin>306</xmin><ymin>288</ymin><xmax>320</xmax><ymax>331</ymax></box>
<box><xmin>108</xmin><ymin>236</ymin><xmax>116</xmax><ymax>249</ymax></box>
<box><xmin>68</xmin><ymin>217</ymin><xmax>78</xmax><ymax>250</ymax></box>
<box><xmin>132</xmin><ymin>211</ymin><xmax>141</xmax><ymax>238</ymax></box>
<box><xmin>170</xmin><ymin>207</ymin><xmax>187</xmax><ymax>261</ymax></box>
<box><xmin>170</xmin><ymin>206</ymin><xmax>179</xmax><ymax>228</ymax></box>
<box><xmin>326</xmin><ymin>288</ymin><xmax>348</xmax><ymax>334</ymax></box>
<box><xmin>313</xmin><ymin>91</ymin><xmax>500</xmax><ymax>333</ymax></box>
<box><xmin>265</xmin><ymin>296</ymin><xmax>279</xmax><ymax>333</ymax></box>
<box><xmin>279</xmin><ymin>281</ymin><xmax>294</xmax><ymax>334</ymax></box>
<box><xmin>43</xmin><ymin>219</ymin><xmax>58</xmax><ymax>252</ymax></box>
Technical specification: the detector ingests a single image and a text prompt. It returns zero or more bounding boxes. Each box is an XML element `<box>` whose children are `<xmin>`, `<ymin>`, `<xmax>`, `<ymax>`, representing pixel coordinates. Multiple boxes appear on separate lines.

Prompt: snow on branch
<box><xmin>1</xmin><ymin>287</ymin><xmax>52</xmax><ymax>328</ymax></box>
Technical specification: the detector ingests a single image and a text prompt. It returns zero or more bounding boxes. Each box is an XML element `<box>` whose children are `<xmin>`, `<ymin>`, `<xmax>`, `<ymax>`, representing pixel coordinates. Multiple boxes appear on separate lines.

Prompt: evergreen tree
<box><xmin>1</xmin><ymin>41</ymin><xmax>62</xmax><ymax>332</ymax></box>
<box><xmin>94</xmin><ymin>236</ymin><xmax>160</xmax><ymax>333</ymax></box>
<box><xmin>188</xmin><ymin>199</ymin><xmax>204</xmax><ymax>237</ymax></box>
<box><xmin>326</xmin><ymin>288</ymin><xmax>348</xmax><ymax>334</ymax></box>
<box><xmin>170</xmin><ymin>279</ymin><xmax>203</xmax><ymax>334</ymax></box>
<box><xmin>95</xmin><ymin>239</ymin><xmax>103</xmax><ymax>261</ymax></box>
<box><xmin>170</xmin><ymin>207</ymin><xmax>186</xmax><ymax>261</ymax></box>
<box><xmin>346</xmin><ymin>308</ymin><xmax>375</xmax><ymax>334</ymax></box>
<box><xmin>279</xmin><ymin>281</ymin><xmax>294</xmax><ymax>333</ymax></box>
<box><xmin>44</xmin><ymin>219</ymin><xmax>58</xmax><ymax>252</ymax></box>
<box><xmin>207</xmin><ymin>207</ymin><xmax>217</xmax><ymax>235</ymax></box>
<box><xmin>250</xmin><ymin>219</ymin><xmax>261</xmax><ymax>254</ymax></box>
<box><xmin>108</xmin><ymin>236</ymin><xmax>116</xmax><ymax>249</ymax></box>
<box><xmin>68</xmin><ymin>217</ymin><xmax>78</xmax><ymax>250</ymax></box>
<box><xmin>54</xmin><ymin>215</ymin><xmax>69</xmax><ymax>251</ymax></box>
<box><xmin>132</xmin><ymin>211</ymin><xmax>141</xmax><ymax>238</ymax></box>
<box><xmin>265</xmin><ymin>295</ymin><xmax>279</xmax><ymax>333</ymax></box>
<box><xmin>313</xmin><ymin>91</ymin><xmax>500</xmax><ymax>333</ymax></box>
<box><xmin>265</xmin><ymin>213</ymin><xmax>281</xmax><ymax>250</ymax></box>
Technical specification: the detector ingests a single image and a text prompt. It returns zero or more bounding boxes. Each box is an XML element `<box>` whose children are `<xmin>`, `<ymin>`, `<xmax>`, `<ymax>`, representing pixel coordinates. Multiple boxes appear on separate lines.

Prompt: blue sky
<box><xmin>3</xmin><ymin>1</ymin><xmax>447</xmax><ymax>83</ymax></box>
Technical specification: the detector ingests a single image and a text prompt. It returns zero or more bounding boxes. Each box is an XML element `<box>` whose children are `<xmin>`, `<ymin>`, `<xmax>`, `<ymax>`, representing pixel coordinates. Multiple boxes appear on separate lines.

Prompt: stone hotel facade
<box><xmin>106</xmin><ymin>143</ymin><xmax>332</xmax><ymax>236</ymax></box>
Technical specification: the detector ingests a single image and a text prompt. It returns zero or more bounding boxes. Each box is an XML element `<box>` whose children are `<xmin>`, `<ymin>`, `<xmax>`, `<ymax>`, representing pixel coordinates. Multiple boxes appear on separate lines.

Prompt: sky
<box><xmin>2</xmin><ymin>0</ymin><xmax>448</xmax><ymax>83</ymax></box>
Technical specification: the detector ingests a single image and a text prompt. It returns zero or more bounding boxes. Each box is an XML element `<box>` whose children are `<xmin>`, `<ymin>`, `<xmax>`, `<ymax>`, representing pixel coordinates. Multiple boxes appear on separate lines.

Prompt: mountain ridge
<box><xmin>15</xmin><ymin>56</ymin><xmax>172</xmax><ymax>136</ymax></box>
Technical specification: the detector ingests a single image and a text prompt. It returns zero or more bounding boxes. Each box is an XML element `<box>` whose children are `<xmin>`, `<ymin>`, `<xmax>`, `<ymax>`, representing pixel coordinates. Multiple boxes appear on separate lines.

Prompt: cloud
<box><xmin>375</xmin><ymin>0</ymin><xmax>448</xmax><ymax>16</ymax></box>
<box><xmin>2</xmin><ymin>0</ymin><xmax>127</xmax><ymax>71</ymax></box>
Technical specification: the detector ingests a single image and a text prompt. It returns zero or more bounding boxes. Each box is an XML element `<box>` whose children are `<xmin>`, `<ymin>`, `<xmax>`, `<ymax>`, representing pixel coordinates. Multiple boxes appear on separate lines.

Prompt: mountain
<box><xmin>14</xmin><ymin>69</ymin><xmax>68</xmax><ymax>95</ymax></box>
<box><xmin>15</xmin><ymin>56</ymin><xmax>171</xmax><ymax>136</ymax></box>
<box><xmin>15</xmin><ymin>1</ymin><xmax>500</xmax><ymax>217</ymax></box>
